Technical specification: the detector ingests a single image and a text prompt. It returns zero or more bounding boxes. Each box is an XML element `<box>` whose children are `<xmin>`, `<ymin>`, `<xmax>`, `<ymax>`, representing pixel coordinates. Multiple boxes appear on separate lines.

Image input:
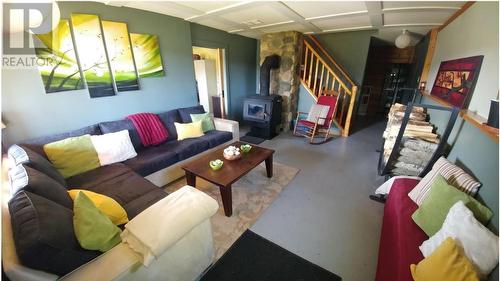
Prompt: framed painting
<box><xmin>102</xmin><ymin>21</ymin><xmax>139</xmax><ymax>92</ymax></box>
<box><xmin>71</xmin><ymin>13</ymin><xmax>116</xmax><ymax>98</ymax></box>
<box><xmin>34</xmin><ymin>20</ymin><xmax>84</xmax><ymax>93</ymax></box>
<box><xmin>130</xmin><ymin>33</ymin><xmax>165</xmax><ymax>78</ymax></box>
<box><xmin>430</xmin><ymin>56</ymin><xmax>483</xmax><ymax>109</ymax></box>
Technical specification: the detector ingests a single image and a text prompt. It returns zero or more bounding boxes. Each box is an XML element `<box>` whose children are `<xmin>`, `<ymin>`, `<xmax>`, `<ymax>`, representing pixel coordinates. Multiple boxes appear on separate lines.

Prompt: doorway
<box><xmin>354</xmin><ymin>38</ymin><xmax>416</xmax><ymax>129</ymax></box>
<box><xmin>192</xmin><ymin>46</ymin><xmax>228</xmax><ymax>118</ymax></box>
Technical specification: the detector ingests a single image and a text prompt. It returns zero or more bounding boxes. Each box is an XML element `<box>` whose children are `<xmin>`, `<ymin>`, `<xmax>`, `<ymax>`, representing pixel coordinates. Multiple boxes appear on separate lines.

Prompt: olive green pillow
<box><xmin>190</xmin><ymin>113</ymin><xmax>215</xmax><ymax>132</ymax></box>
<box><xmin>43</xmin><ymin>134</ymin><xmax>100</xmax><ymax>178</ymax></box>
<box><xmin>73</xmin><ymin>192</ymin><xmax>122</xmax><ymax>252</ymax></box>
<box><xmin>412</xmin><ymin>175</ymin><xmax>492</xmax><ymax>236</ymax></box>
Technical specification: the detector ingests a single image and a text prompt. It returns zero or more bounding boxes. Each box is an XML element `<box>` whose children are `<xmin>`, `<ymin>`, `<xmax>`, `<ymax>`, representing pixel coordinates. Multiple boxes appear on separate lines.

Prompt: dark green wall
<box><xmin>316</xmin><ymin>30</ymin><xmax>376</xmax><ymax>87</ymax></box>
<box><xmin>420</xmin><ymin>95</ymin><xmax>499</xmax><ymax>234</ymax></box>
<box><xmin>190</xmin><ymin>23</ymin><xmax>258</xmax><ymax>121</ymax></box>
<box><xmin>2</xmin><ymin>2</ymin><xmax>257</xmax><ymax>143</ymax></box>
<box><xmin>408</xmin><ymin>34</ymin><xmax>430</xmax><ymax>88</ymax></box>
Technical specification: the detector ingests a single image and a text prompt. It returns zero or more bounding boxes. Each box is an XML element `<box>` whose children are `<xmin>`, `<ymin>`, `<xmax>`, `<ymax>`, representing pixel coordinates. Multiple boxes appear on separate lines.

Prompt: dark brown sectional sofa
<box><xmin>5</xmin><ymin>105</ymin><xmax>236</xmax><ymax>277</ymax></box>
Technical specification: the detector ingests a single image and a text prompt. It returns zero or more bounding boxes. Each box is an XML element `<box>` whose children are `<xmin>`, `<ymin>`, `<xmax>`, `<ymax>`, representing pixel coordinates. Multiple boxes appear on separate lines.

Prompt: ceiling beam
<box><xmin>320</xmin><ymin>25</ymin><xmax>375</xmax><ymax>34</ymax></box>
<box><xmin>184</xmin><ymin>1</ymin><xmax>262</xmax><ymax>22</ymax></box>
<box><xmin>365</xmin><ymin>1</ymin><xmax>383</xmax><ymax>28</ymax></box>
<box><xmin>382</xmin><ymin>6</ymin><xmax>461</xmax><ymax>14</ymax></box>
<box><xmin>438</xmin><ymin>1</ymin><xmax>475</xmax><ymax>31</ymax></box>
<box><xmin>272</xmin><ymin>2</ymin><xmax>322</xmax><ymax>33</ymax></box>
<box><xmin>384</xmin><ymin>23</ymin><xmax>442</xmax><ymax>28</ymax></box>
<box><xmin>174</xmin><ymin>1</ymin><xmax>262</xmax><ymax>35</ymax></box>
<box><xmin>305</xmin><ymin>10</ymin><xmax>368</xmax><ymax>22</ymax></box>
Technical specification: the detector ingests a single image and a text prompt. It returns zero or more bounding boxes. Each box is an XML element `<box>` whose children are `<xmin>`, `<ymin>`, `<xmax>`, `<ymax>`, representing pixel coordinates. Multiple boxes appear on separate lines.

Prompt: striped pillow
<box><xmin>408</xmin><ymin>157</ymin><xmax>481</xmax><ymax>205</ymax></box>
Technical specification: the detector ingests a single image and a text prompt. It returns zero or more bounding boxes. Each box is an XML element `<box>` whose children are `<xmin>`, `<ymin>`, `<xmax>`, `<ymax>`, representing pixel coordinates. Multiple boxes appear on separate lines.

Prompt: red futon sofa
<box><xmin>375</xmin><ymin>178</ymin><xmax>428</xmax><ymax>281</ymax></box>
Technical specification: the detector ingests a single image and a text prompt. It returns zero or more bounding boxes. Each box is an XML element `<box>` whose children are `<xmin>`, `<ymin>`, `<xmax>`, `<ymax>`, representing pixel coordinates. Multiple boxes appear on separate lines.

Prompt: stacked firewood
<box><xmin>382</xmin><ymin>103</ymin><xmax>439</xmax><ymax>176</ymax></box>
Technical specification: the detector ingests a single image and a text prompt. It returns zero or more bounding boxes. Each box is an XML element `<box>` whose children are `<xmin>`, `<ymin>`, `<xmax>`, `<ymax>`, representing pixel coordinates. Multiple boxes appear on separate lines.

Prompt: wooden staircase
<box><xmin>300</xmin><ymin>35</ymin><xmax>358</xmax><ymax>137</ymax></box>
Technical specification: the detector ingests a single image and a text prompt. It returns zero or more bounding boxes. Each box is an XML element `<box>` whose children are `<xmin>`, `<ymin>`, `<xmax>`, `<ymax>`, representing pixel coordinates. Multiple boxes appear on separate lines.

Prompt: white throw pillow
<box><xmin>306</xmin><ymin>104</ymin><xmax>330</xmax><ymax>125</ymax></box>
<box><xmin>408</xmin><ymin>157</ymin><xmax>481</xmax><ymax>205</ymax></box>
<box><xmin>374</xmin><ymin>176</ymin><xmax>422</xmax><ymax>195</ymax></box>
<box><xmin>419</xmin><ymin>201</ymin><xmax>499</xmax><ymax>277</ymax></box>
<box><xmin>91</xmin><ymin>130</ymin><xmax>137</xmax><ymax>166</ymax></box>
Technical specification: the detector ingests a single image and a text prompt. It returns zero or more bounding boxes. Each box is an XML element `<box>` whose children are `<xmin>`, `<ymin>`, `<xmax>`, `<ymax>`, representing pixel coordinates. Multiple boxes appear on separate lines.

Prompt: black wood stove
<box><xmin>243</xmin><ymin>55</ymin><xmax>282</xmax><ymax>139</ymax></box>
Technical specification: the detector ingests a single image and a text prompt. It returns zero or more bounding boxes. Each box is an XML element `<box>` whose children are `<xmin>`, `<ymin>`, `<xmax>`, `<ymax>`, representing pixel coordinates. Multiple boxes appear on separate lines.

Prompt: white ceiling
<box><xmin>106</xmin><ymin>1</ymin><xmax>466</xmax><ymax>44</ymax></box>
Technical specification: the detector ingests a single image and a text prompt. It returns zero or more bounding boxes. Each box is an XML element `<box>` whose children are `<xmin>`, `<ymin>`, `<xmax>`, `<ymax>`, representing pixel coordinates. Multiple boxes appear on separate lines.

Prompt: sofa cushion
<box><xmin>9</xmin><ymin>164</ymin><xmax>73</xmax><ymax>209</ymax></box>
<box><xmin>8</xmin><ymin>191</ymin><xmax>100</xmax><ymax>276</ymax></box>
<box><xmin>157</xmin><ymin>109</ymin><xmax>182</xmax><ymax>141</ymax></box>
<box><xmin>43</xmin><ymin>134</ymin><xmax>101</xmax><ymax>179</ymax></box>
<box><xmin>99</xmin><ymin>119</ymin><xmax>142</xmax><ymax>152</ymax></box>
<box><xmin>411</xmin><ymin>175</ymin><xmax>492</xmax><ymax>237</ymax></box>
<box><xmin>73</xmin><ymin>192</ymin><xmax>122</xmax><ymax>252</ymax></box>
<box><xmin>21</xmin><ymin>125</ymin><xmax>101</xmax><ymax>157</ymax></box>
<box><xmin>74</xmin><ymin>171</ymin><xmax>167</xmax><ymax>218</ymax></box>
<box><xmin>174</xmin><ymin>121</ymin><xmax>205</xmax><ymax>141</ymax></box>
<box><xmin>409</xmin><ymin>157</ymin><xmax>482</xmax><ymax>205</ymax></box>
<box><xmin>410</xmin><ymin>237</ymin><xmax>480</xmax><ymax>281</ymax></box>
<box><xmin>68</xmin><ymin>189</ymin><xmax>129</xmax><ymax>225</ymax></box>
<box><xmin>163</xmin><ymin>138</ymin><xmax>211</xmax><ymax>161</ymax></box>
<box><xmin>198</xmin><ymin>130</ymin><xmax>233</xmax><ymax>148</ymax></box>
<box><xmin>420</xmin><ymin>201</ymin><xmax>499</xmax><ymax>277</ymax></box>
<box><xmin>177</xmin><ymin>105</ymin><xmax>205</xmax><ymax>123</ymax></box>
<box><xmin>90</xmin><ymin>130</ymin><xmax>137</xmax><ymax>166</ymax></box>
<box><xmin>123</xmin><ymin>146</ymin><xmax>179</xmax><ymax>177</ymax></box>
<box><xmin>190</xmin><ymin>113</ymin><xmax>215</xmax><ymax>132</ymax></box>
<box><xmin>8</xmin><ymin>144</ymin><xmax>66</xmax><ymax>186</ymax></box>
<box><xmin>66</xmin><ymin>163</ymin><xmax>132</xmax><ymax>189</ymax></box>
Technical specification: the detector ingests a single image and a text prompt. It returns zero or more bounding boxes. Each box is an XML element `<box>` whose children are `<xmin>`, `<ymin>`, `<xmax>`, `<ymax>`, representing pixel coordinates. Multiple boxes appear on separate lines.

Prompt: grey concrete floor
<box><xmin>248</xmin><ymin>121</ymin><xmax>387</xmax><ymax>281</ymax></box>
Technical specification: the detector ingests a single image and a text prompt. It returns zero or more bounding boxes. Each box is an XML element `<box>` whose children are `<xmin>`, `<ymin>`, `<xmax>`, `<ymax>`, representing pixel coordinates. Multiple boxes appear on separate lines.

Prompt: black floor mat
<box><xmin>240</xmin><ymin>134</ymin><xmax>266</xmax><ymax>145</ymax></box>
<box><xmin>201</xmin><ymin>230</ymin><xmax>342</xmax><ymax>281</ymax></box>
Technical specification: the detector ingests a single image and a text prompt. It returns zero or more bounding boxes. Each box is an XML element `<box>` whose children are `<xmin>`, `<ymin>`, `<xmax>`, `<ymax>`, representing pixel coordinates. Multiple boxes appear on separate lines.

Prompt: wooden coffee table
<box><xmin>182</xmin><ymin>141</ymin><xmax>275</xmax><ymax>217</ymax></box>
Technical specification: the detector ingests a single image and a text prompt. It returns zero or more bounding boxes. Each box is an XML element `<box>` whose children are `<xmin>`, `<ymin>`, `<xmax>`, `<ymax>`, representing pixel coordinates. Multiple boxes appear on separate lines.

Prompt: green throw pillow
<box><xmin>43</xmin><ymin>134</ymin><xmax>100</xmax><ymax>178</ymax></box>
<box><xmin>73</xmin><ymin>192</ymin><xmax>122</xmax><ymax>252</ymax></box>
<box><xmin>190</xmin><ymin>113</ymin><xmax>215</xmax><ymax>132</ymax></box>
<box><xmin>412</xmin><ymin>175</ymin><xmax>492</xmax><ymax>236</ymax></box>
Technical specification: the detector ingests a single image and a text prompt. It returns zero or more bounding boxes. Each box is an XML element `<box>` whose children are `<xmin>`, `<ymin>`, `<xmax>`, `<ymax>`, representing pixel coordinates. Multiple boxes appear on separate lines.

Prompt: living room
<box><xmin>1</xmin><ymin>1</ymin><xmax>499</xmax><ymax>281</ymax></box>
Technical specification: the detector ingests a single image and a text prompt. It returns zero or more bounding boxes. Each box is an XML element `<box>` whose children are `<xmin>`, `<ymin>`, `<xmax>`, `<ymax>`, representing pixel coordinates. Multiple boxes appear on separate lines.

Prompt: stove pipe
<box><xmin>259</xmin><ymin>54</ymin><xmax>280</xmax><ymax>96</ymax></box>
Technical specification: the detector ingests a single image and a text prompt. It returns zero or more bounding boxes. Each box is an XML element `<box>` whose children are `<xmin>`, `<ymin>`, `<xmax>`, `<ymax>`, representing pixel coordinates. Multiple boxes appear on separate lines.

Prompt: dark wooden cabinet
<box><xmin>371</xmin><ymin>46</ymin><xmax>415</xmax><ymax>64</ymax></box>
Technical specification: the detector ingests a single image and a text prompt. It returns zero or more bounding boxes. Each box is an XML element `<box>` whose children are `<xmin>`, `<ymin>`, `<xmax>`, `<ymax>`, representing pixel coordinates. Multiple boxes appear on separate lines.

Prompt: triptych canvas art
<box><xmin>34</xmin><ymin>13</ymin><xmax>165</xmax><ymax>98</ymax></box>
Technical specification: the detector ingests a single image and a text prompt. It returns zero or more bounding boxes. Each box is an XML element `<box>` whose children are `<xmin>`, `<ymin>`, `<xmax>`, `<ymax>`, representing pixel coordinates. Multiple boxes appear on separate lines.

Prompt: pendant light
<box><xmin>395</xmin><ymin>29</ymin><xmax>411</xmax><ymax>49</ymax></box>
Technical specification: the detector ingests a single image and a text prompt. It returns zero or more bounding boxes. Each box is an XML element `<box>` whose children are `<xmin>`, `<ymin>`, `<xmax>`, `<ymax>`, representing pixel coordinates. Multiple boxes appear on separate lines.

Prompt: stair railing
<box><xmin>301</xmin><ymin>37</ymin><xmax>358</xmax><ymax>137</ymax></box>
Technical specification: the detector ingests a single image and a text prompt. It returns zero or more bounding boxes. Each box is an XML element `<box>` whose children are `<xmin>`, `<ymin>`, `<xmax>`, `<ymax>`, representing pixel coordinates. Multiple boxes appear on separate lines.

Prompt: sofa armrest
<box><xmin>59</xmin><ymin>186</ymin><xmax>218</xmax><ymax>281</ymax></box>
<box><xmin>2</xmin><ymin>201</ymin><xmax>59</xmax><ymax>281</ymax></box>
<box><xmin>214</xmin><ymin>118</ymin><xmax>239</xmax><ymax>141</ymax></box>
<box><xmin>3</xmin><ymin>186</ymin><xmax>218</xmax><ymax>281</ymax></box>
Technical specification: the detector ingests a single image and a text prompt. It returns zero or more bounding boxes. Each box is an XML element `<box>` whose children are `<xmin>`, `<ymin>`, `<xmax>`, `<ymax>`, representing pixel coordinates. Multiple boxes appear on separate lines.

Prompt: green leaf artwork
<box><xmin>130</xmin><ymin>33</ymin><xmax>165</xmax><ymax>78</ymax></box>
<box><xmin>102</xmin><ymin>21</ymin><xmax>139</xmax><ymax>92</ymax></box>
<box><xmin>34</xmin><ymin>20</ymin><xmax>84</xmax><ymax>93</ymax></box>
<box><xmin>71</xmin><ymin>13</ymin><xmax>115</xmax><ymax>98</ymax></box>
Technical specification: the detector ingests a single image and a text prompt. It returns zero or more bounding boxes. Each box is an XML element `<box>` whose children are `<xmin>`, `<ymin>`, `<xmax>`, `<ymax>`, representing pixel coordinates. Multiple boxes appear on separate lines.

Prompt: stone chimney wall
<box><xmin>259</xmin><ymin>31</ymin><xmax>303</xmax><ymax>132</ymax></box>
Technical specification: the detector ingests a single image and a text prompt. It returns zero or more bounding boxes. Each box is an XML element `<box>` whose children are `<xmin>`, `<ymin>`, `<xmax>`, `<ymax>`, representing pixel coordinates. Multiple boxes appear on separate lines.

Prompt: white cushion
<box><xmin>306</xmin><ymin>104</ymin><xmax>330</xmax><ymax>125</ymax></box>
<box><xmin>121</xmin><ymin>186</ymin><xmax>218</xmax><ymax>266</ymax></box>
<box><xmin>419</xmin><ymin>201</ymin><xmax>499</xmax><ymax>277</ymax></box>
<box><xmin>90</xmin><ymin>130</ymin><xmax>137</xmax><ymax>166</ymax></box>
<box><xmin>408</xmin><ymin>157</ymin><xmax>481</xmax><ymax>205</ymax></box>
<box><xmin>374</xmin><ymin>176</ymin><xmax>422</xmax><ymax>195</ymax></box>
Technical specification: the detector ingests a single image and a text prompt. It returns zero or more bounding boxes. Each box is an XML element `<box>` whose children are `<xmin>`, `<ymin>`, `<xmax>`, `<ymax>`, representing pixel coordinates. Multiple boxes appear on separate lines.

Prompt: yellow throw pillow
<box><xmin>68</xmin><ymin>190</ymin><xmax>129</xmax><ymax>225</ymax></box>
<box><xmin>174</xmin><ymin>121</ymin><xmax>204</xmax><ymax>141</ymax></box>
<box><xmin>410</xmin><ymin>237</ymin><xmax>479</xmax><ymax>281</ymax></box>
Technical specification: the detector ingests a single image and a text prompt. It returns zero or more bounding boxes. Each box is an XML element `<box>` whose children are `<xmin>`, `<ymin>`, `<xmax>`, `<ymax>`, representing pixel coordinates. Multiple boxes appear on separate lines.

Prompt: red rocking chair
<box><xmin>293</xmin><ymin>91</ymin><xmax>339</xmax><ymax>144</ymax></box>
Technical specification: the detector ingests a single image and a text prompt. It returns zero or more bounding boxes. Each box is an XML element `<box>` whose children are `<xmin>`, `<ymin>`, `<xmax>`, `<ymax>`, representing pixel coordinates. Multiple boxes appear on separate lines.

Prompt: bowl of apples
<box><xmin>223</xmin><ymin>145</ymin><xmax>241</xmax><ymax>161</ymax></box>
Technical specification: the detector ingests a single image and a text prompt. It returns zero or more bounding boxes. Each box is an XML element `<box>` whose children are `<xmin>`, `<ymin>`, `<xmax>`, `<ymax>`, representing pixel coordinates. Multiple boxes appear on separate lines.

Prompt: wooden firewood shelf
<box><xmin>421</xmin><ymin>92</ymin><xmax>499</xmax><ymax>143</ymax></box>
